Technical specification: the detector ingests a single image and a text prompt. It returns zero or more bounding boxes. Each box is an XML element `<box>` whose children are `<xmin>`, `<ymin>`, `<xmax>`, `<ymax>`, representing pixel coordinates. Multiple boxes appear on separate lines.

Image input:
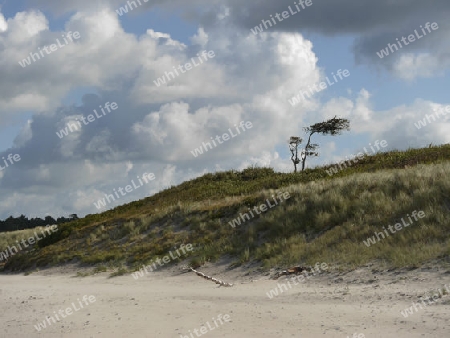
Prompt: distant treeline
<box><xmin>0</xmin><ymin>214</ymin><xmax>78</xmax><ymax>233</ymax></box>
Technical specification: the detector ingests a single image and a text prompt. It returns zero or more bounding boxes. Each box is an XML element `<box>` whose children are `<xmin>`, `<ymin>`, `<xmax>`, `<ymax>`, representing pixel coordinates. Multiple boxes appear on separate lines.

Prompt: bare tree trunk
<box><xmin>289</xmin><ymin>136</ymin><xmax>302</xmax><ymax>173</ymax></box>
<box><xmin>302</xmin><ymin>133</ymin><xmax>313</xmax><ymax>171</ymax></box>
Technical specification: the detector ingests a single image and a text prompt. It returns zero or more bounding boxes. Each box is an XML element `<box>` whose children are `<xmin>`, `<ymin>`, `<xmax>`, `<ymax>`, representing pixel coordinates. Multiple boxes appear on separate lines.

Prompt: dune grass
<box><xmin>0</xmin><ymin>228</ymin><xmax>48</xmax><ymax>258</ymax></box>
<box><xmin>2</xmin><ymin>144</ymin><xmax>450</xmax><ymax>273</ymax></box>
<box><xmin>253</xmin><ymin>162</ymin><xmax>450</xmax><ymax>269</ymax></box>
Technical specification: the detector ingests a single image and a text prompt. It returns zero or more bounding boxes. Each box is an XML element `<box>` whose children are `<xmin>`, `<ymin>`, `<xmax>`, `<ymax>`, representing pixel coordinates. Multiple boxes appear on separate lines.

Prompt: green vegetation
<box><xmin>1</xmin><ymin>144</ymin><xmax>449</xmax><ymax>273</ymax></box>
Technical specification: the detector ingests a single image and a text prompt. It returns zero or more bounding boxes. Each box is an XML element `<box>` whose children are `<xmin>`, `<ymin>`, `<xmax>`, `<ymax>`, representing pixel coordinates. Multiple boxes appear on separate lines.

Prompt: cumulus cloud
<box><xmin>26</xmin><ymin>0</ymin><xmax>450</xmax><ymax>80</ymax></box>
<box><xmin>317</xmin><ymin>90</ymin><xmax>450</xmax><ymax>151</ymax></box>
<box><xmin>393</xmin><ymin>53</ymin><xmax>447</xmax><ymax>81</ymax></box>
<box><xmin>0</xmin><ymin>7</ymin><xmax>324</xmax><ymax>218</ymax></box>
<box><xmin>0</xmin><ymin>11</ymin><xmax>7</xmax><ymax>32</ymax></box>
<box><xmin>190</xmin><ymin>27</ymin><xmax>208</xmax><ymax>47</ymax></box>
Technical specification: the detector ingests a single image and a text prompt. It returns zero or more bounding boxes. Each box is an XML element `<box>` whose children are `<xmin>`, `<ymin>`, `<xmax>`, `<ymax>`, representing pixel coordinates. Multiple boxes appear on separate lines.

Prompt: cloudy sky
<box><xmin>0</xmin><ymin>0</ymin><xmax>449</xmax><ymax>219</ymax></box>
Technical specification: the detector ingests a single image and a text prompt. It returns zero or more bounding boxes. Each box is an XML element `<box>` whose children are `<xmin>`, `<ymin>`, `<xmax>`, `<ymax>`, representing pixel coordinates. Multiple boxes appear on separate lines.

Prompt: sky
<box><xmin>0</xmin><ymin>0</ymin><xmax>449</xmax><ymax>219</ymax></box>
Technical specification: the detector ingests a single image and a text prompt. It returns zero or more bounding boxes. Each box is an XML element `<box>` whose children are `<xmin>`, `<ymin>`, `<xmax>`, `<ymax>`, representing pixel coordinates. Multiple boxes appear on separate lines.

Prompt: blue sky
<box><xmin>0</xmin><ymin>0</ymin><xmax>449</xmax><ymax>218</ymax></box>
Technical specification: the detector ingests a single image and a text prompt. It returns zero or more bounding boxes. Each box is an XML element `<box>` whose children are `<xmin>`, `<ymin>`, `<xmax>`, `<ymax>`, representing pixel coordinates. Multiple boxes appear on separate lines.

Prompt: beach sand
<box><xmin>1</xmin><ymin>263</ymin><xmax>449</xmax><ymax>338</ymax></box>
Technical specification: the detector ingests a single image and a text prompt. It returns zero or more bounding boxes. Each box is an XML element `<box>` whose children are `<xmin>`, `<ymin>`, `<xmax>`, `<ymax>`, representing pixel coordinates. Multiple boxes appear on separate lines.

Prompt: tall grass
<box><xmin>0</xmin><ymin>228</ymin><xmax>48</xmax><ymax>254</ymax></box>
<box><xmin>253</xmin><ymin>163</ymin><xmax>450</xmax><ymax>268</ymax></box>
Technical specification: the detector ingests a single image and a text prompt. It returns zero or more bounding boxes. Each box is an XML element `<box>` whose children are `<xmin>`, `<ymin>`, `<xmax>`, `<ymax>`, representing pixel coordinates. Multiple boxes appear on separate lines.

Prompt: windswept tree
<box><xmin>289</xmin><ymin>136</ymin><xmax>302</xmax><ymax>173</ymax></box>
<box><xmin>300</xmin><ymin>116</ymin><xmax>350</xmax><ymax>171</ymax></box>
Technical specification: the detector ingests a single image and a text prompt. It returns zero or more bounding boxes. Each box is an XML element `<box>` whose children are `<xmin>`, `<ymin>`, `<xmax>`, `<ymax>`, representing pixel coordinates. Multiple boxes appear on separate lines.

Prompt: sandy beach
<box><xmin>1</xmin><ymin>263</ymin><xmax>449</xmax><ymax>338</ymax></box>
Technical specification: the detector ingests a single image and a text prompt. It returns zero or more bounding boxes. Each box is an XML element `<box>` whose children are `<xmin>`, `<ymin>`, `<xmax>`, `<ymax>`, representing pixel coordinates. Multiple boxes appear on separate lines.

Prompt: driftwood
<box><xmin>185</xmin><ymin>265</ymin><xmax>312</xmax><ymax>284</ymax></box>
<box><xmin>273</xmin><ymin>266</ymin><xmax>311</xmax><ymax>279</ymax></box>
<box><xmin>189</xmin><ymin>267</ymin><xmax>234</xmax><ymax>287</ymax></box>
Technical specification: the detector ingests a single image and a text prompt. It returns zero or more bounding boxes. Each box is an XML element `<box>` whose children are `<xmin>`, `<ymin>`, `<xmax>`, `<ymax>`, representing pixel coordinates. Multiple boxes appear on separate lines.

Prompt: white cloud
<box><xmin>190</xmin><ymin>27</ymin><xmax>208</xmax><ymax>47</ymax></box>
<box><xmin>393</xmin><ymin>53</ymin><xmax>445</xmax><ymax>81</ymax></box>
<box><xmin>131</xmin><ymin>102</ymin><xmax>248</xmax><ymax>161</ymax></box>
<box><xmin>319</xmin><ymin>93</ymin><xmax>450</xmax><ymax>150</ymax></box>
<box><xmin>6</xmin><ymin>10</ymin><xmax>48</xmax><ymax>41</ymax></box>
<box><xmin>0</xmin><ymin>12</ymin><xmax>7</xmax><ymax>33</ymax></box>
<box><xmin>0</xmin><ymin>9</ymin><xmax>142</xmax><ymax>120</ymax></box>
<box><xmin>146</xmin><ymin>29</ymin><xmax>186</xmax><ymax>49</ymax></box>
